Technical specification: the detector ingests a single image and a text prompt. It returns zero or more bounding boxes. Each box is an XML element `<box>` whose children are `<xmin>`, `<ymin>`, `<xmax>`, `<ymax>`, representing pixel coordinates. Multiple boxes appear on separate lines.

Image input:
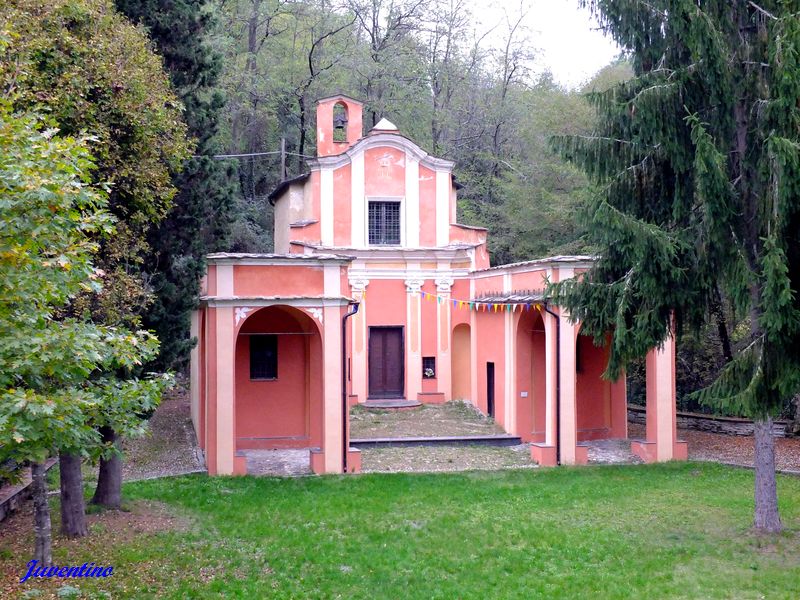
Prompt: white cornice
<box><xmin>207</xmin><ymin>253</ymin><xmax>351</xmax><ymax>266</ymax></box>
<box><xmin>200</xmin><ymin>296</ymin><xmax>353</xmax><ymax>307</ymax></box>
<box><xmin>306</xmin><ymin>133</ymin><xmax>454</xmax><ymax>172</ymax></box>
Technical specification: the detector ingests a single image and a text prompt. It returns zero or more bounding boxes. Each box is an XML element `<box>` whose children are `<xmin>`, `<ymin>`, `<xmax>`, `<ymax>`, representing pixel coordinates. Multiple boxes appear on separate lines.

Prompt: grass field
<box><xmin>4</xmin><ymin>462</ymin><xmax>800</xmax><ymax>599</ymax></box>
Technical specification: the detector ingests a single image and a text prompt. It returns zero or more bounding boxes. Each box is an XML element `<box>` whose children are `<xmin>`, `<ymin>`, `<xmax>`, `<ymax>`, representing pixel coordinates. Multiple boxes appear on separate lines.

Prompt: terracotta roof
<box><xmin>472</xmin><ymin>290</ymin><xmax>546</xmax><ymax>304</ymax></box>
<box><xmin>473</xmin><ymin>255</ymin><xmax>596</xmax><ymax>273</ymax></box>
<box><xmin>267</xmin><ymin>172</ymin><xmax>310</xmax><ymax>203</ymax></box>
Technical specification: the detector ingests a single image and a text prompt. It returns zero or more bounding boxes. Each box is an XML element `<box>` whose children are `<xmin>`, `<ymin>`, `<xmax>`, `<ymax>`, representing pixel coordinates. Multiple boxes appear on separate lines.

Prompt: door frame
<box><xmin>367</xmin><ymin>325</ymin><xmax>405</xmax><ymax>399</ymax></box>
<box><xmin>486</xmin><ymin>361</ymin><xmax>495</xmax><ymax>418</ymax></box>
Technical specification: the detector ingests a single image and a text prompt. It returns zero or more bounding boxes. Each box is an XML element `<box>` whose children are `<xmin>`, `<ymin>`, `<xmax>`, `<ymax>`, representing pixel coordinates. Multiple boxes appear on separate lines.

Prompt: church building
<box><xmin>190</xmin><ymin>94</ymin><xmax>687</xmax><ymax>475</ymax></box>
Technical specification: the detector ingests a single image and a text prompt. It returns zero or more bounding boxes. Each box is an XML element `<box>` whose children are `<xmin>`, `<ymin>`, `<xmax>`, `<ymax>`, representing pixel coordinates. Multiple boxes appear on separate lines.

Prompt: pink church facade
<box><xmin>190</xmin><ymin>94</ymin><xmax>687</xmax><ymax>475</ymax></box>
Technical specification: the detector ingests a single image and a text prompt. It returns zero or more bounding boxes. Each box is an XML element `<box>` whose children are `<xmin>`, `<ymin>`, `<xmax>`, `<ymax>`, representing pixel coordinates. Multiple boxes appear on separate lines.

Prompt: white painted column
<box><xmin>435</xmin><ymin>274</ymin><xmax>454</xmax><ymax>401</ymax></box>
<box><xmin>558</xmin><ymin>310</ymin><xmax>578</xmax><ymax>465</ymax></box>
<box><xmin>405</xmin><ymin>155</ymin><xmax>420</xmax><ymax>248</ymax></box>
<box><xmin>469</xmin><ymin>278</ymin><xmax>478</xmax><ymax>407</ymax></box>
<box><xmin>405</xmin><ymin>275</ymin><xmax>424</xmax><ymax>402</ymax></box>
<box><xmin>322</xmin><ymin>304</ymin><xmax>343</xmax><ymax>473</ymax></box>
<box><xmin>349</xmin><ymin>276</ymin><xmax>369</xmax><ymax>403</ymax></box>
<box><xmin>189</xmin><ymin>309</ymin><xmax>200</xmax><ymax>437</ymax></box>
<box><xmin>502</xmin><ymin>273</ymin><xmax>516</xmax><ymax>433</ymax></box>
<box><xmin>543</xmin><ymin>310</ymin><xmax>557</xmax><ymax>448</ymax></box>
<box><xmin>215</xmin><ymin>306</ymin><xmax>235</xmax><ymax>475</ymax></box>
<box><xmin>320</xmin><ymin>168</ymin><xmax>334</xmax><ymax>246</ymax></box>
<box><xmin>649</xmin><ymin>334</ymin><xmax>677</xmax><ymax>461</ymax></box>
<box><xmin>351</xmin><ymin>153</ymin><xmax>365</xmax><ymax>247</ymax></box>
<box><xmin>435</xmin><ymin>170</ymin><xmax>450</xmax><ymax>247</ymax></box>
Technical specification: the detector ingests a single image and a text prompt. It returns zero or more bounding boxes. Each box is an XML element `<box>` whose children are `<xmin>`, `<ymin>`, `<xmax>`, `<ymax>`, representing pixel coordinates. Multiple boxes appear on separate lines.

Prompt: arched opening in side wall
<box><xmin>451</xmin><ymin>323</ymin><xmax>471</xmax><ymax>401</ymax></box>
<box><xmin>515</xmin><ymin>308</ymin><xmax>547</xmax><ymax>442</ymax></box>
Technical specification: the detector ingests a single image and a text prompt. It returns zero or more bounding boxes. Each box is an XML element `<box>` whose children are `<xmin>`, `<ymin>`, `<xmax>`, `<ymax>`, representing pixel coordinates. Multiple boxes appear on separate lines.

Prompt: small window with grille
<box><xmin>368</xmin><ymin>200</ymin><xmax>401</xmax><ymax>245</ymax></box>
<box><xmin>250</xmin><ymin>335</ymin><xmax>278</xmax><ymax>380</ymax></box>
<box><xmin>422</xmin><ymin>356</ymin><xmax>436</xmax><ymax>379</ymax></box>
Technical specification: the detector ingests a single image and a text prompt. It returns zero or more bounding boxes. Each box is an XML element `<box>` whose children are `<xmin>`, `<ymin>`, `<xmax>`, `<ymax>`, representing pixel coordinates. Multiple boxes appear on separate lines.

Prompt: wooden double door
<box><xmin>368</xmin><ymin>326</ymin><xmax>404</xmax><ymax>399</ymax></box>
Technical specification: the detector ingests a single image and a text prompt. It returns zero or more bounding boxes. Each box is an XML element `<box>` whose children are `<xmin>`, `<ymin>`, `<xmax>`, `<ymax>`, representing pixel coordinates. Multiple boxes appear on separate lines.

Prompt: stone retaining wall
<box><xmin>628</xmin><ymin>405</ymin><xmax>788</xmax><ymax>437</ymax></box>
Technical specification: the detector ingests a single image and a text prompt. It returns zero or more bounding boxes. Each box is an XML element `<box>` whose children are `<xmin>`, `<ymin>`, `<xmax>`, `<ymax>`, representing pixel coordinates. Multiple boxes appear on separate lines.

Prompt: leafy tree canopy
<box><xmin>0</xmin><ymin>0</ymin><xmax>192</xmax><ymax>327</ymax></box>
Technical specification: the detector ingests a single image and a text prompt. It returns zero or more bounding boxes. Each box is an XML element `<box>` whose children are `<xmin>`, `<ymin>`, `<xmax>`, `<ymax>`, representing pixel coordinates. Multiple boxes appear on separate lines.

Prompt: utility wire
<box><xmin>192</xmin><ymin>150</ymin><xmax>313</xmax><ymax>159</ymax></box>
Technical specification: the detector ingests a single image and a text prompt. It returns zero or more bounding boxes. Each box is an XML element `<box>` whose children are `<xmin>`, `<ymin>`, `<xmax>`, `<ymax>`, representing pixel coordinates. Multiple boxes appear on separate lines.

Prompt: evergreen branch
<box><xmin>748</xmin><ymin>2</ymin><xmax>778</xmax><ymax>20</ymax></box>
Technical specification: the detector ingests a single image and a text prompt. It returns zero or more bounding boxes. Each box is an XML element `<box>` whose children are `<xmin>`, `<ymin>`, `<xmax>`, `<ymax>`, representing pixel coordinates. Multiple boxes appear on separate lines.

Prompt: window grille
<box><xmin>250</xmin><ymin>335</ymin><xmax>278</xmax><ymax>379</ymax></box>
<box><xmin>368</xmin><ymin>201</ymin><xmax>401</xmax><ymax>245</ymax></box>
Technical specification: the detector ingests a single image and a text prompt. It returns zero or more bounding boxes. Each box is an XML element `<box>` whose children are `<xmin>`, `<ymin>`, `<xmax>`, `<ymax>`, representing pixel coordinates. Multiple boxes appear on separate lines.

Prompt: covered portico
<box><xmin>190</xmin><ymin>253</ymin><xmax>362</xmax><ymax>476</ymax></box>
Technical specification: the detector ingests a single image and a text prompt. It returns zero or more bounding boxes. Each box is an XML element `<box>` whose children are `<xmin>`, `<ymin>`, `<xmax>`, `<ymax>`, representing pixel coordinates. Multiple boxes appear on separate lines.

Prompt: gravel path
<box><xmin>359</xmin><ymin>444</ymin><xmax>536</xmax><ymax>473</ymax></box>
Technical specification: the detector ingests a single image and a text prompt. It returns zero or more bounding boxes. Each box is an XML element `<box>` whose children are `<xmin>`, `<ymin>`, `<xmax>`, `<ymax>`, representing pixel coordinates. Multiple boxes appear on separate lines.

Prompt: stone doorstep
<box><xmin>362</xmin><ymin>398</ymin><xmax>422</xmax><ymax>409</ymax></box>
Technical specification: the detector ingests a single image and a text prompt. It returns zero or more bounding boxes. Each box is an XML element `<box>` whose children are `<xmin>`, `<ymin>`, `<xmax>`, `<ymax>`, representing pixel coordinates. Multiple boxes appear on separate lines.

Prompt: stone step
<box><xmin>350</xmin><ymin>434</ymin><xmax>522</xmax><ymax>448</ymax></box>
<box><xmin>362</xmin><ymin>398</ymin><xmax>421</xmax><ymax>409</ymax></box>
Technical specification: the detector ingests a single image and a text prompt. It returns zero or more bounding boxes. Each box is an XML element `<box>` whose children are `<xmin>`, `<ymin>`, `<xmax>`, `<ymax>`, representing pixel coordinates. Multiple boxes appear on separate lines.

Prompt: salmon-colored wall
<box><xmin>511</xmin><ymin>270</ymin><xmax>549</xmax><ymax>291</ymax></box>
<box><xmin>207</xmin><ymin>265</ymin><xmax>217</xmax><ymax>296</ymax></box>
<box><xmin>365</xmin><ymin>147</ymin><xmax>405</xmax><ymax>198</ymax></box>
<box><xmin>419</xmin><ymin>166</ymin><xmax>437</xmax><ymax>246</ymax></box>
<box><xmin>575</xmin><ymin>334</ymin><xmax>613</xmax><ymax>441</ymax></box>
<box><xmin>474</xmin><ymin>310</ymin><xmax>506</xmax><ymax>422</ymax></box>
<box><xmin>420</xmin><ymin>280</ymin><xmax>438</xmax><ymax>362</ymax></box>
<box><xmin>235</xmin><ymin>306</ymin><xmax>323</xmax><ymax>449</ymax></box>
<box><xmin>333</xmin><ymin>164</ymin><xmax>352</xmax><ymax>246</ymax></box>
<box><xmin>450</xmin><ymin>280</ymin><xmax>471</xmax><ymax>326</ymax></box>
<box><xmin>233</xmin><ymin>265</ymin><xmax>324</xmax><ymax>297</ymax></box>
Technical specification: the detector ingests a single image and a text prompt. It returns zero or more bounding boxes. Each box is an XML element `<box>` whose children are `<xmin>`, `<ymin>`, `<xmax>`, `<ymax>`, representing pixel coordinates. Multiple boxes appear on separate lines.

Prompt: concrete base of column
<box><xmin>631</xmin><ymin>439</ymin><xmax>688</xmax><ymax>463</ymax></box>
<box><xmin>531</xmin><ymin>443</ymin><xmax>557</xmax><ymax>466</ymax></box>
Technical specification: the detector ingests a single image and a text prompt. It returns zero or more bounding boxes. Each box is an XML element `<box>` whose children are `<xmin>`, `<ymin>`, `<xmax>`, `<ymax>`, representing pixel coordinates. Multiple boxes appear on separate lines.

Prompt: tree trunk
<box><xmin>92</xmin><ymin>426</ymin><xmax>122</xmax><ymax>509</ymax></box>
<box><xmin>59</xmin><ymin>452</ymin><xmax>88</xmax><ymax>538</ymax></box>
<box><xmin>753</xmin><ymin>417</ymin><xmax>782</xmax><ymax>533</ymax></box>
<box><xmin>786</xmin><ymin>394</ymin><xmax>800</xmax><ymax>437</ymax></box>
<box><xmin>31</xmin><ymin>462</ymin><xmax>52</xmax><ymax>566</ymax></box>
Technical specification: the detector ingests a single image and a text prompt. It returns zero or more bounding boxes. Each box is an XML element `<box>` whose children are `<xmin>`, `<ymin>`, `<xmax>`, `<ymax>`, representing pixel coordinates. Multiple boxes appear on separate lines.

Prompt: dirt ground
<box><xmin>118</xmin><ymin>385</ymin><xmax>204</xmax><ymax>481</ymax></box>
<box><xmin>350</xmin><ymin>401</ymin><xmax>506</xmax><ymax>438</ymax></box>
<box><xmin>629</xmin><ymin>423</ymin><xmax>800</xmax><ymax>472</ymax></box>
<box><xmin>0</xmin><ymin>499</ymin><xmax>189</xmax><ymax>599</ymax></box>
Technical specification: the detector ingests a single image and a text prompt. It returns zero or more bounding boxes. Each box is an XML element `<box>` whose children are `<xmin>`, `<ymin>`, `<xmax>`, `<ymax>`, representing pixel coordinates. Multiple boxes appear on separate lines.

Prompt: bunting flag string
<box><xmin>412</xmin><ymin>290</ymin><xmax>542</xmax><ymax>314</ymax></box>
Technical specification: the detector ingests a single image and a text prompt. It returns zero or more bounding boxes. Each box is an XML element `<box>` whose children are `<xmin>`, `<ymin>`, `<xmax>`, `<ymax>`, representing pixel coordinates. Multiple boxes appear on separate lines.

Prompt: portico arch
<box><xmin>235</xmin><ymin>305</ymin><xmax>323</xmax><ymax>450</ymax></box>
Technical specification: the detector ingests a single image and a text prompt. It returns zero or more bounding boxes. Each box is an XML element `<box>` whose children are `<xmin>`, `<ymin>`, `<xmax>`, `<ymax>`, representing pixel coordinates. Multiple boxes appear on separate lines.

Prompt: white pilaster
<box><xmin>405</xmin><ymin>275</ymin><xmax>424</xmax><ymax>401</ymax></box>
<box><xmin>435</xmin><ymin>170</ymin><xmax>449</xmax><ymax>247</ymax></box>
<box><xmin>351</xmin><ymin>153</ymin><xmax>365</xmax><ymax>247</ymax></box>
<box><xmin>320</xmin><ymin>168</ymin><xmax>334</xmax><ymax>246</ymax></box>
<box><xmin>323</xmin><ymin>304</ymin><xmax>343</xmax><ymax>472</ymax></box>
<box><xmin>215</xmin><ymin>306</ymin><xmax>235</xmax><ymax>475</ymax></box>
<box><xmin>405</xmin><ymin>155</ymin><xmax>420</xmax><ymax>247</ymax></box>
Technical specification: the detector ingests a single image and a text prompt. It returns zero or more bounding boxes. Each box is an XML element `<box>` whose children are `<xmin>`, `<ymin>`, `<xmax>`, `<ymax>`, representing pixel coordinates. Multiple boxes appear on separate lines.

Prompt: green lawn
<box><xmin>9</xmin><ymin>462</ymin><xmax>800</xmax><ymax>599</ymax></box>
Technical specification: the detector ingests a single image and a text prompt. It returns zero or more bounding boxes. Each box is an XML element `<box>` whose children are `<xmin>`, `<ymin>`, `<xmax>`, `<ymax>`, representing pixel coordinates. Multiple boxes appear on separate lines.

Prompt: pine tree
<box><xmin>115</xmin><ymin>0</ymin><xmax>236</xmax><ymax>371</ymax></box>
<box><xmin>548</xmin><ymin>0</ymin><xmax>800</xmax><ymax>533</ymax></box>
